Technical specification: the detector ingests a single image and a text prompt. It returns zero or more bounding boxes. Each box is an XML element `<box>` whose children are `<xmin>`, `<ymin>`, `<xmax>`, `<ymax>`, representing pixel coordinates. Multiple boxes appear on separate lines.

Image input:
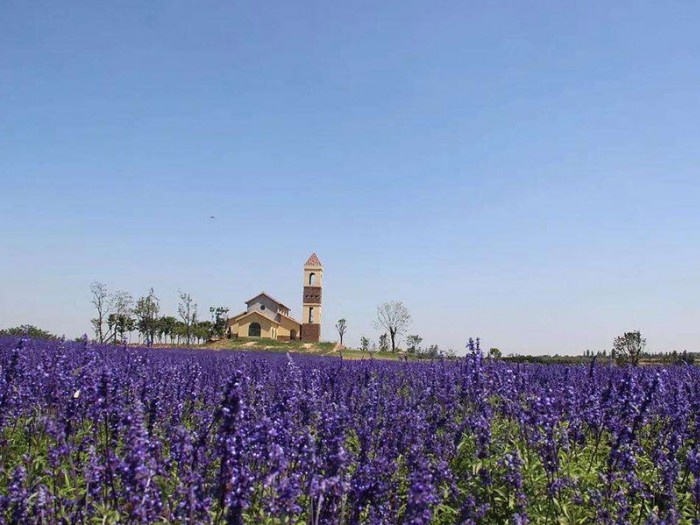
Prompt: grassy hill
<box><xmin>204</xmin><ymin>337</ymin><xmax>409</xmax><ymax>360</ymax></box>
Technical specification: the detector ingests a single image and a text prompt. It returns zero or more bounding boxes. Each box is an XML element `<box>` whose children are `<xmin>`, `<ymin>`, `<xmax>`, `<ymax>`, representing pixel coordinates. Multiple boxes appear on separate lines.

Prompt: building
<box><xmin>225</xmin><ymin>253</ymin><xmax>323</xmax><ymax>342</ymax></box>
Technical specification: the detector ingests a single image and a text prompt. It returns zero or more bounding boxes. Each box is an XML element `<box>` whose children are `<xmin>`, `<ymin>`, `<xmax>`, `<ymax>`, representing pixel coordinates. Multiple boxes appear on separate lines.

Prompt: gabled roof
<box><xmin>228</xmin><ymin>309</ymin><xmax>281</xmax><ymax>327</ymax></box>
<box><xmin>277</xmin><ymin>311</ymin><xmax>302</xmax><ymax>327</ymax></box>
<box><xmin>244</xmin><ymin>291</ymin><xmax>289</xmax><ymax>309</ymax></box>
<box><xmin>304</xmin><ymin>253</ymin><xmax>322</xmax><ymax>267</ymax></box>
<box><xmin>227</xmin><ymin>310</ymin><xmax>248</xmax><ymax>323</ymax></box>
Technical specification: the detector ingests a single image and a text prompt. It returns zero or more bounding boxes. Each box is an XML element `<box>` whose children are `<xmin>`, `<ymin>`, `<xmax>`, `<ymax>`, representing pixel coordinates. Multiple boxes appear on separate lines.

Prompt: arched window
<box><xmin>248</xmin><ymin>323</ymin><xmax>261</xmax><ymax>337</ymax></box>
<box><xmin>309</xmin><ymin>273</ymin><xmax>316</xmax><ymax>285</ymax></box>
<box><xmin>308</xmin><ymin>307</ymin><xmax>314</xmax><ymax>323</ymax></box>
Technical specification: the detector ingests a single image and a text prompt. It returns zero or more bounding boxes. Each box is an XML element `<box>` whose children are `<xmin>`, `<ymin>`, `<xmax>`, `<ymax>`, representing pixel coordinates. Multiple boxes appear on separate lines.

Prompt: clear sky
<box><xmin>2</xmin><ymin>1</ymin><xmax>699</xmax><ymax>355</ymax></box>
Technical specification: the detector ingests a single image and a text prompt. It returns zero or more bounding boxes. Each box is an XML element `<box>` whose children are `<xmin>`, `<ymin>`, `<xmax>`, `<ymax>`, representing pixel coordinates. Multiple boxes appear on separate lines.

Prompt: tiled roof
<box><xmin>304</xmin><ymin>253</ymin><xmax>322</xmax><ymax>267</ymax></box>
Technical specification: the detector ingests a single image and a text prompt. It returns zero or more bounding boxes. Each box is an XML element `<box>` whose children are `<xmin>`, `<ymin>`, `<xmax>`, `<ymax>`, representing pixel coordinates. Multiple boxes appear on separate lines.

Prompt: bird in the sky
<box><xmin>209</xmin><ymin>216</ymin><xmax>216</xmax><ymax>220</ymax></box>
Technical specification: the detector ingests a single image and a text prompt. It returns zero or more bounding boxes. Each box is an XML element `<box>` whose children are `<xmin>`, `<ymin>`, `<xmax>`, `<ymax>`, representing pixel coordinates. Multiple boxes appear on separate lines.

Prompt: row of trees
<box><xmin>342</xmin><ymin>300</ymin><xmax>453</xmax><ymax>358</ymax></box>
<box><xmin>90</xmin><ymin>282</ymin><xmax>229</xmax><ymax>346</ymax></box>
<box><xmin>0</xmin><ymin>325</ymin><xmax>60</xmax><ymax>340</ymax></box>
<box><xmin>349</xmin><ymin>304</ymin><xmax>672</xmax><ymax>366</ymax></box>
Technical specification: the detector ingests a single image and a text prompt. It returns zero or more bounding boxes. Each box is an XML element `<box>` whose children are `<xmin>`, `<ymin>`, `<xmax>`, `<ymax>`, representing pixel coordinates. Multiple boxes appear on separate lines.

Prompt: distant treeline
<box><xmin>0</xmin><ymin>325</ymin><xmax>61</xmax><ymax>341</ymax></box>
<box><xmin>89</xmin><ymin>282</ymin><xmax>229</xmax><ymax>346</ymax></box>
<box><xmin>503</xmin><ymin>350</ymin><xmax>697</xmax><ymax>366</ymax></box>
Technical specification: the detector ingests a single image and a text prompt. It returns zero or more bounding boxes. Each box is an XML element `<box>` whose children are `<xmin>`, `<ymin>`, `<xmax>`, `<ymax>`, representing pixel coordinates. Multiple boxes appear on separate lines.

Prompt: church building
<box><xmin>225</xmin><ymin>253</ymin><xmax>323</xmax><ymax>342</ymax></box>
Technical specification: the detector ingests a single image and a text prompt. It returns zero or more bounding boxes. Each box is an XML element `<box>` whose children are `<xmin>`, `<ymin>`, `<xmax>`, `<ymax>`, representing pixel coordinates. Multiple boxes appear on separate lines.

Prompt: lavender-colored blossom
<box><xmin>3</xmin><ymin>336</ymin><xmax>700</xmax><ymax>523</ymax></box>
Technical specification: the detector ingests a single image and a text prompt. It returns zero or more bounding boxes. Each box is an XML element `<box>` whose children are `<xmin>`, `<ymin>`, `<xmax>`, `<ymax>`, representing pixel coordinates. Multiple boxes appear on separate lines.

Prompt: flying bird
<box><xmin>209</xmin><ymin>215</ymin><xmax>217</xmax><ymax>220</ymax></box>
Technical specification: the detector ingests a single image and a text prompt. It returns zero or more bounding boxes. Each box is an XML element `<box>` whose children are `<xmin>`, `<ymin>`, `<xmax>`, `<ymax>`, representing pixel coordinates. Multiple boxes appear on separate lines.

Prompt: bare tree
<box><xmin>374</xmin><ymin>301</ymin><xmax>411</xmax><ymax>352</ymax></box>
<box><xmin>612</xmin><ymin>330</ymin><xmax>646</xmax><ymax>366</ymax></box>
<box><xmin>336</xmin><ymin>318</ymin><xmax>347</xmax><ymax>346</ymax></box>
<box><xmin>178</xmin><ymin>290</ymin><xmax>198</xmax><ymax>345</ymax></box>
<box><xmin>90</xmin><ymin>281</ymin><xmax>112</xmax><ymax>343</ymax></box>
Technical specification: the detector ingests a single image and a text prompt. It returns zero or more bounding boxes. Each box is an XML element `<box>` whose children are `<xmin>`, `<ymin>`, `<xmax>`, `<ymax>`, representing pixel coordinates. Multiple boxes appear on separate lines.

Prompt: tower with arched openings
<box><xmin>224</xmin><ymin>253</ymin><xmax>323</xmax><ymax>344</ymax></box>
<box><xmin>301</xmin><ymin>253</ymin><xmax>323</xmax><ymax>342</ymax></box>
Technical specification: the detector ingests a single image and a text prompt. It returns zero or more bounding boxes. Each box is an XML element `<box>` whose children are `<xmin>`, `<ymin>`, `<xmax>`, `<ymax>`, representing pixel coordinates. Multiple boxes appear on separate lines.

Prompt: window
<box><xmin>308</xmin><ymin>307</ymin><xmax>314</xmax><ymax>323</ymax></box>
<box><xmin>309</xmin><ymin>273</ymin><xmax>316</xmax><ymax>285</ymax></box>
<box><xmin>260</xmin><ymin>305</ymin><xmax>266</xmax><ymax>310</ymax></box>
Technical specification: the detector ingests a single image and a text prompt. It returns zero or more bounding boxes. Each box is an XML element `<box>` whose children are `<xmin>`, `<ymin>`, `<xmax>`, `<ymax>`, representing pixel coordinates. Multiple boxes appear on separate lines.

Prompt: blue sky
<box><xmin>2</xmin><ymin>1</ymin><xmax>699</xmax><ymax>354</ymax></box>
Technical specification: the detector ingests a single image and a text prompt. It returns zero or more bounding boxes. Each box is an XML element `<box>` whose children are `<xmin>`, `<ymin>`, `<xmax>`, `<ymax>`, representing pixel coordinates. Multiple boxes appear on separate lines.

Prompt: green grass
<box><xmin>208</xmin><ymin>337</ymin><xmax>333</xmax><ymax>351</ymax></box>
<box><xmin>204</xmin><ymin>338</ymin><xmax>418</xmax><ymax>361</ymax></box>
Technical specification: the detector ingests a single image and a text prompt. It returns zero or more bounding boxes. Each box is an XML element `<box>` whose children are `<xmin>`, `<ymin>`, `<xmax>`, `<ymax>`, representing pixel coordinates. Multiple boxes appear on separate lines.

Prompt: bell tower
<box><xmin>301</xmin><ymin>253</ymin><xmax>323</xmax><ymax>342</ymax></box>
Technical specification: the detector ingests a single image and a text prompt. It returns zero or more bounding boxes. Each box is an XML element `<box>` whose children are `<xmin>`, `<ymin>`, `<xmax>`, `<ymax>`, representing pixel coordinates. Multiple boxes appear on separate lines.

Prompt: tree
<box><xmin>194</xmin><ymin>321</ymin><xmax>213</xmax><ymax>344</ymax></box>
<box><xmin>0</xmin><ymin>325</ymin><xmax>60</xmax><ymax>340</ymax></box>
<box><xmin>107</xmin><ymin>291</ymin><xmax>133</xmax><ymax>344</ymax></box>
<box><xmin>378</xmin><ymin>333</ymin><xmax>389</xmax><ymax>352</ymax></box>
<box><xmin>374</xmin><ymin>301</ymin><xmax>411</xmax><ymax>352</ymax></box>
<box><xmin>406</xmin><ymin>335</ymin><xmax>423</xmax><ymax>355</ymax></box>
<box><xmin>90</xmin><ymin>281</ymin><xmax>112</xmax><ymax>343</ymax></box>
<box><xmin>173</xmin><ymin>321</ymin><xmax>187</xmax><ymax>344</ymax></box>
<box><xmin>488</xmin><ymin>347</ymin><xmax>502</xmax><ymax>359</ymax></box>
<box><xmin>426</xmin><ymin>344</ymin><xmax>440</xmax><ymax>359</ymax></box>
<box><xmin>209</xmin><ymin>307</ymin><xmax>230</xmax><ymax>339</ymax></box>
<box><xmin>360</xmin><ymin>336</ymin><xmax>370</xmax><ymax>353</ymax></box>
<box><xmin>107</xmin><ymin>312</ymin><xmax>134</xmax><ymax>344</ymax></box>
<box><xmin>134</xmin><ymin>288</ymin><xmax>160</xmax><ymax>346</ymax></box>
<box><xmin>178</xmin><ymin>290</ymin><xmax>197</xmax><ymax>345</ymax></box>
<box><xmin>612</xmin><ymin>330</ymin><xmax>646</xmax><ymax>366</ymax></box>
<box><xmin>159</xmin><ymin>316</ymin><xmax>178</xmax><ymax>344</ymax></box>
<box><xmin>335</xmin><ymin>319</ymin><xmax>347</xmax><ymax>346</ymax></box>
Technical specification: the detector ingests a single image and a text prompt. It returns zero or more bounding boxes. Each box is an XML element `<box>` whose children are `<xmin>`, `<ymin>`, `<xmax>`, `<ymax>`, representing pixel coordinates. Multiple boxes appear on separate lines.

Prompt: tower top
<box><xmin>304</xmin><ymin>253</ymin><xmax>322</xmax><ymax>267</ymax></box>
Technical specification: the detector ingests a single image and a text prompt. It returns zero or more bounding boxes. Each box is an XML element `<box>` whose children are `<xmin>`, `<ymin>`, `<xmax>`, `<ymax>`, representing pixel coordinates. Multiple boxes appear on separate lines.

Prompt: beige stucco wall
<box><xmin>227</xmin><ymin>311</ymin><xmax>302</xmax><ymax>340</ymax></box>
<box><xmin>278</xmin><ymin>315</ymin><xmax>301</xmax><ymax>339</ymax></box>
<box><xmin>304</xmin><ymin>266</ymin><xmax>323</xmax><ymax>287</ymax></box>
<box><xmin>229</xmin><ymin>311</ymin><xmax>277</xmax><ymax>338</ymax></box>
<box><xmin>302</xmin><ymin>305</ymin><xmax>322</xmax><ymax>326</ymax></box>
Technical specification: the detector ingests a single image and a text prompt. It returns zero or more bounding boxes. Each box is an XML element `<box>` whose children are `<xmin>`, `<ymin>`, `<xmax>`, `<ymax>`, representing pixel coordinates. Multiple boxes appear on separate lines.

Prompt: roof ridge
<box><xmin>244</xmin><ymin>291</ymin><xmax>289</xmax><ymax>309</ymax></box>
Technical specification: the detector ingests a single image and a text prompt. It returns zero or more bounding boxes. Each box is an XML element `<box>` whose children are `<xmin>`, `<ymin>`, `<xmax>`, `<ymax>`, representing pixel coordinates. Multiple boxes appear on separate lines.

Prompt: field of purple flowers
<box><xmin>1</xmin><ymin>337</ymin><xmax>700</xmax><ymax>524</ymax></box>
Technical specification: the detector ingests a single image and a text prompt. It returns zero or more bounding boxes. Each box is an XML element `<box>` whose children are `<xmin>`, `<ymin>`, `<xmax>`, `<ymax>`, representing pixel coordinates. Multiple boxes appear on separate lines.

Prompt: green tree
<box><xmin>194</xmin><ymin>321</ymin><xmax>212</xmax><ymax>344</ymax></box>
<box><xmin>406</xmin><ymin>335</ymin><xmax>423</xmax><ymax>355</ymax></box>
<box><xmin>107</xmin><ymin>291</ymin><xmax>133</xmax><ymax>344</ymax></box>
<box><xmin>488</xmin><ymin>347</ymin><xmax>502</xmax><ymax>359</ymax></box>
<box><xmin>0</xmin><ymin>325</ymin><xmax>60</xmax><ymax>340</ymax></box>
<box><xmin>378</xmin><ymin>333</ymin><xmax>389</xmax><ymax>352</ymax></box>
<box><xmin>134</xmin><ymin>288</ymin><xmax>160</xmax><ymax>346</ymax></box>
<box><xmin>159</xmin><ymin>316</ymin><xmax>178</xmax><ymax>344</ymax></box>
<box><xmin>360</xmin><ymin>336</ymin><xmax>370</xmax><ymax>353</ymax></box>
<box><xmin>335</xmin><ymin>318</ymin><xmax>347</xmax><ymax>346</ymax></box>
<box><xmin>173</xmin><ymin>321</ymin><xmax>187</xmax><ymax>344</ymax></box>
<box><xmin>426</xmin><ymin>344</ymin><xmax>440</xmax><ymax>359</ymax></box>
<box><xmin>209</xmin><ymin>307</ymin><xmax>230</xmax><ymax>339</ymax></box>
<box><xmin>107</xmin><ymin>313</ymin><xmax>134</xmax><ymax>344</ymax></box>
<box><xmin>178</xmin><ymin>290</ymin><xmax>197</xmax><ymax>345</ymax></box>
<box><xmin>612</xmin><ymin>330</ymin><xmax>646</xmax><ymax>366</ymax></box>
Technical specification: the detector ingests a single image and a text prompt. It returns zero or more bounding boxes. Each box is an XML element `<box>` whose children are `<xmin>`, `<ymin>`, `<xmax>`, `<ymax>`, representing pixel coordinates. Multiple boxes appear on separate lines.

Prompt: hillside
<box><xmin>204</xmin><ymin>337</ymin><xmax>409</xmax><ymax>360</ymax></box>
